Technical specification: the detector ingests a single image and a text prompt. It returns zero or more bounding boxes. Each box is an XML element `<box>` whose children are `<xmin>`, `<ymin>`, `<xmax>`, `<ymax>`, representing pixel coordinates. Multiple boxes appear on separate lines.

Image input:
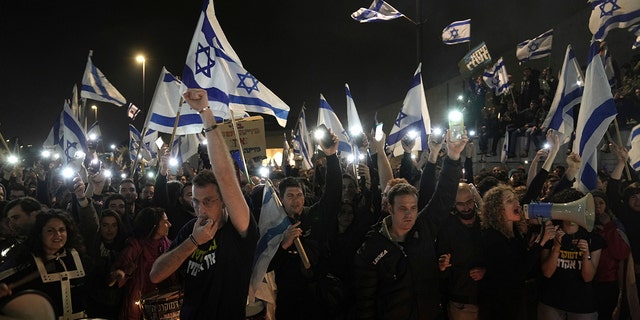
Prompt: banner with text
<box><xmin>219</xmin><ymin>116</ymin><xmax>267</xmax><ymax>162</ymax></box>
<box><xmin>458</xmin><ymin>42</ymin><xmax>492</xmax><ymax>76</ymax></box>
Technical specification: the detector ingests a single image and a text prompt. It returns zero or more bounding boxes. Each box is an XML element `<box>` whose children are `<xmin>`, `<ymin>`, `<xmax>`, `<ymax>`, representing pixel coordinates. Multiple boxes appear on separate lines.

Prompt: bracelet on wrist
<box><xmin>198</xmin><ymin>106</ymin><xmax>211</xmax><ymax>114</ymax></box>
<box><xmin>202</xmin><ymin>124</ymin><xmax>218</xmax><ymax>135</ymax></box>
<box><xmin>189</xmin><ymin>234</ymin><xmax>200</xmax><ymax>247</ymax></box>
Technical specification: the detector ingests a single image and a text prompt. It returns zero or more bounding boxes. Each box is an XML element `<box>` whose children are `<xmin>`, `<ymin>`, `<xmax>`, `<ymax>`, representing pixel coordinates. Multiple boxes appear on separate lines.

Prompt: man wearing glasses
<box><xmin>150</xmin><ymin>89</ymin><xmax>259</xmax><ymax>319</ymax></box>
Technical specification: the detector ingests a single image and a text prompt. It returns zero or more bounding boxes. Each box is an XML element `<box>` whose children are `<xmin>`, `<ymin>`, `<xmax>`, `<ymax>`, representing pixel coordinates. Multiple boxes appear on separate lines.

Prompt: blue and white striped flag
<box><xmin>351</xmin><ymin>0</ymin><xmax>404</xmax><ymax>23</ymax></box>
<box><xmin>345</xmin><ymin>83</ymin><xmax>364</xmax><ymax>139</ymax></box>
<box><xmin>318</xmin><ymin>94</ymin><xmax>352</xmax><ymax>153</ymax></box>
<box><xmin>590</xmin><ymin>0</ymin><xmax>640</xmax><ymax>41</ymax></box>
<box><xmin>129</xmin><ymin>124</ymin><xmax>155</xmax><ymax>162</ymax></box>
<box><xmin>541</xmin><ymin>45</ymin><xmax>584</xmax><ymax>144</ymax></box>
<box><xmin>292</xmin><ymin>110</ymin><xmax>313</xmax><ymax>170</ymax></box>
<box><xmin>628</xmin><ymin>123</ymin><xmax>640</xmax><ymax>170</ymax></box>
<box><xmin>442</xmin><ymin>19</ymin><xmax>471</xmax><ymax>45</ymax></box>
<box><xmin>482</xmin><ymin>57</ymin><xmax>510</xmax><ymax>95</ymax></box>
<box><xmin>500</xmin><ymin>129</ymin><xmax>510</xmax><ymax>163</ymax></box>
<box><xmin>387</xmin><ymin>63</ymin><xmax>431</xmax><ymax>157</ymax></box>
<box><xmin>573</xmin><ymin>42</ymin><xmax>618</xmax><ymax>193</ymax></box>
<box><xmin>249</xmin><ymin>180</ymin><xmax>291</xmax><ymax>301</ymax></box>
<box><xmin>516</xmin><ymin>29</ymin><xmax>553</xmax><ymax>63</ymax></box>
<box><xmin>170</xmin><ymin>134</ymin><xmax>201</xmax><ymax>165</ymax></box>
<box><xmin>80</xmin><ymin>52</ymin><xmax>127</xmax><ymax>106</ymax></box>
<box><xmin>146</xmin><ymin>67</ymin><xmax>205</xmax><ymax>135</ymax></box>
<box><xmin>61</xmin><ymin>102</ymin><xmax>88</xmax><ymax>165</ymax></box>
<box><xmin>182</xmin><ymin>0</ymin><xmax>290</xmax><ymax>127</ymax></box>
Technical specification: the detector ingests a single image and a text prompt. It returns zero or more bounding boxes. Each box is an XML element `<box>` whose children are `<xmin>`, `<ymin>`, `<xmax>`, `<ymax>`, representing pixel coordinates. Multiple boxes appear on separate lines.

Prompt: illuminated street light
<box><xmin>136</xmin><ymin>54</ymin><xmax>146</xmax><ymax>110</ymax></box>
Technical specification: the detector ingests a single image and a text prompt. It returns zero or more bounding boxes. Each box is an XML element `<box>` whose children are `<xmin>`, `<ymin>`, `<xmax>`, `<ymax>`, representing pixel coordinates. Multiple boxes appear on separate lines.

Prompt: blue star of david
<box><xmin>449</xmin><ymin>28</ymin><xmax>459</xmax><ymax>40</ymax></box>
<box><xmin>491</xmin><ymin>78</ymin><xmax>500</xmax><ymax>87</ymax></box>
<box><xmin>65</xmin><ymin>141</ymin><xmax>78</xmax><ymax>161</ymax></box>
<box><xmin>599</xmin><ymin>0</ymin><xmax>621</xmax><ymax>18</ymax></box>
<box><xmin>394</xmin><ymin>112</ymin><xmax>408</xmax><ymax>127</ymax></box>
<box><xmin>237</xmin><ymin>72</ymin><xmax>260</xmax><ymax>94</ymax></box>
<box><xmin>195</xmin><ymin>42</ymin><xmax>216</xmax><ymax>78</ymax></box>
<box><xmin>528</xmin><ymin>42</ymin><xmax>539</xmax><ymax>52</ymax></box>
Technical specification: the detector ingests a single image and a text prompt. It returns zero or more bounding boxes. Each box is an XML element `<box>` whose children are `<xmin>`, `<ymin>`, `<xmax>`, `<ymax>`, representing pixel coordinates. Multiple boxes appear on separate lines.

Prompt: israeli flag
<box><xmin>516</xmin><ymin>29</ymin><xmax>553</xmax><ymax>63</ymax></box>
<box><xmin>351</xmin><ymin>0</ymin><xmax>404</xmax><ymax>23</ymax></box>
<box><xmin>345</xmin><ymin>83</ymin><xmax>364</xmax><ymax>138</ymax></box>
<box><xmin>80</xmin><ymin>52</ymin><xmax>127</xmax><ymax>106</ymax></box>
<box><xmin>171</xmin><ymin>134</ymin><xmax>201</xmax><ymax>165</ymax></box>
<box><xmin>249</xmin><ymin>181</ymin><xmax>291</xmax><ymax>301</ymax></box>
<box><xmin>387</xmin><ymin>63</ymin><xmax>431</xmax><ymax>157</ymax></box>
<box><xmin>292</xmin><ymin>110</ymin><xmax>313</xmax><ymax>170</ymax></box>
<box><xmin>573</xmin><ymin>42</ymin><xmax>618</xmax><ymax>193</ymax></box>
<box><xmin>129</xmin><ymin>125</ymin><xmax>155</xmax><ymax>162</ymax></box>
<box><xmin>482</xmin><ymin>57</ymin><xmax>510</xmax><ymax>96</ymax></box>
<box><xmin>317</xmin><ymin>94</ymin><xmax>352</xmax><ymax>153</ymax></box>
<box><xmin>629</xmin><ymin>124</ymin><xmax>640</xmax><ymax>170</ymax></box>
<box><xmin>590</xmin><ymin>0</ymin><xmax>640</xmax><ymax>41</ymax></box>
<box><xmin>541</xmin><ymin>45</ymin><xmax>584</xmax><ymax>144</ymax></box>
<box><xmin>182</xmin><ymin>0</ymin><xmax>290</xmax><ymax>127</ymax></box>
<box><xmin>442</xmin><ymin>19</ymin><xmax>471</xmax><ymax>45</ymax></box>
<box><xmin>61</xmin><ymin>102</ymin><xmax>88</xmax><ymax>165</ymax></box>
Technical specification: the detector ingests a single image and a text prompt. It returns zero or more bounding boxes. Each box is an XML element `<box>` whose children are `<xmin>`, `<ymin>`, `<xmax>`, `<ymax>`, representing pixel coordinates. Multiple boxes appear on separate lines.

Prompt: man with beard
<box><xmin>437</xmin><ymin>183</ymin><xmax>485</xmax><ymax>320</ymax></box>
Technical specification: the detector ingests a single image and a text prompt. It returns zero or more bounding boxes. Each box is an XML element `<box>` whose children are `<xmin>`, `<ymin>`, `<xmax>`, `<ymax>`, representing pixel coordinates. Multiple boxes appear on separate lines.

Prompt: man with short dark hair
<box><xmin>150</xmin><ymin>88</ymin><xmax>258</xmax><ymax>319</ymax></box>
<box><xmin>4</xmin><ymin>197</ymin><xmax>41</xmax><ymax>237</ymax></box>
<box><xmin>354</xmin><ymin>132</ymin><xmax>467</xmax><ymax>320</ymax></box>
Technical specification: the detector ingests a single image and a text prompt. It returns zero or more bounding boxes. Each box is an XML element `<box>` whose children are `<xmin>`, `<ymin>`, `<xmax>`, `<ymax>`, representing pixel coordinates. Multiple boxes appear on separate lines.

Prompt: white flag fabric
<box><xmin>629</xmin><ymin>123</ymin><xmax>640</xmax><ymax>170</ymax></box>
<box><xmin>573</xmin><ymin>43</ymin><xmax>618</xmax><ymax>193</ymax></box>
<box><xmin>71</xmin><ymin>85</ymin><xmax>81</xmax><ymax>121</ymax></box>
<box><xmin>317</xmin><ymin>94</ymin><xmax>352</xmax><ymax>153</ymax></box>
<box><xmin>182</xmin><ymin>0</ymin><xmax>289</xmax><ymax>127</ymax></box>
<box><xmin>43</xmin><ymin>112</ymin><xmax>62</xmax><ymax>152</ymax></box>
<box><xmin>516</xmin><ymin>29</ymin><xmax>553</xmax><ymax>63</ymax></box>
<box><xmin>590</xmin><ymin>0</ymin><xmax>640</xmax><ymax>41</ymax></box>
<box><xmin>345</xmin><ymin>83</ymin><xmax>364</xmax><ymax>138</ymax></box>
<box><xmin>500</xmin><ymin>129</ymin><xmax>510</xmax><ymax>163</ymax></box>
<box><xmin>282</xmin><ymin>133</ymin><xmax>291</xmax><ymax>167</ymax></box>
<box><xmin>387</xmin><ymin>63</ymin><xmax>431</xmax><ymax>157</ymax></box>
<box><xmin>482</xmin><ymin>57</ymin><xmax>510</xmax><ymax>95</ymax></box>
<box><xmin>248</xmin><ymin>181</ymin><xmax>291</xmax><ymax>301</ymax></box>
<box><xmin>292</xmin><ymin>110</ymin><xmax>314</xmax><ymax>170</ymax></box>
<box><xmin>442</xmin><ymin>19</ymin><xmax>471</xmax><ymax>45</ymax></box>
<box><xmin>602</xmin><ymin>46</ymin><xmax>616</xmax><ymax>87</ymax></box>
<box><xmin>351</xmin><ymin>0</ymin><xmax>404</xmax><ymax>23</ymax></box>
<box><xmin>61</xmin><ymin>102</ymin><xmax>88</xmax><ymax>165</ymax></box>
<box><xmin>171</xmin><ymin>134</ymin><xmax>201</xmax><ymax>165</ymax></box>
<box><xmin>87</xmin><ymin>122</ymin><xmax>102</xmax><ymax>141</ymax></box>
<box><xmin>146</xmin><ymin>67</ymin><xmax>205</xmax><ymax>135</ymax></box>
<box><xmin>541</xmin><ymin>45</ymin><xmax>584</xmax><ymax>144</ymax></box>
<box><xmin>80</xmin><ymin>53</ymin><xmax>127</xmax><ymax>106</ymax></box>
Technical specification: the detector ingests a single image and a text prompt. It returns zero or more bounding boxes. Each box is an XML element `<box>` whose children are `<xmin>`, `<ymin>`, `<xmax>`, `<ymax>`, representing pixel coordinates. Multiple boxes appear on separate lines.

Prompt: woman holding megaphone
<box><xmin>538</xmin><ymin>188</ymin><xmax>605</xmax><ymax>320</ymax></box>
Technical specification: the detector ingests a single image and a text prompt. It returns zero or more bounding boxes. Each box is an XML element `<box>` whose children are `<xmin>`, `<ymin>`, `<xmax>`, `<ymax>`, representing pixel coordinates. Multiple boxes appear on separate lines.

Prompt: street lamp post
<box><xmin>136</xmin><ymin>55</ymin><xmax>146</xmax><ymax>110</ymax></box>
<box><xmin>91</xmin><ymin>105</ymin><xmax>98</xmax><ymax>122</ymax></box>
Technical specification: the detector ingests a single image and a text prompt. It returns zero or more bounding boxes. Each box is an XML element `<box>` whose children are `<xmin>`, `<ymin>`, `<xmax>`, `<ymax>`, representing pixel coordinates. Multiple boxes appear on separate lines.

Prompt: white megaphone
<box><xmin>522</xmin><ymin>193</ymin><xmax>595</xmax><ymax>232</ymax></box>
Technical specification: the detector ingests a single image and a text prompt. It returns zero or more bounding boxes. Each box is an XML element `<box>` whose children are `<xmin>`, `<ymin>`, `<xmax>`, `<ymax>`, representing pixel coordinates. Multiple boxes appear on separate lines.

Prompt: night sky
<box><xmin>0</xmin><ymin>0</ymin><xmax>630</xmax><ymax>149</ymax></box>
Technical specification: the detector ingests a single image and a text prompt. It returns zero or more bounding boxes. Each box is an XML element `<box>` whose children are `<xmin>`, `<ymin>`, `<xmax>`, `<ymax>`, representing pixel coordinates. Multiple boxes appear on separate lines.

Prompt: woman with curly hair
<box><xmin>0</xmin><ymin>209</ymin><xmax>89</xmax><ymax>319</ymax></box>
<box><xmin>478</xmin><ymin>185</ymin><xmax>554</xmax><ymax>320</ymax></box>
<box><xmin>110</xmin><ymin>207</ymin><xmax>173</xmax><ymax>320</ymax></box>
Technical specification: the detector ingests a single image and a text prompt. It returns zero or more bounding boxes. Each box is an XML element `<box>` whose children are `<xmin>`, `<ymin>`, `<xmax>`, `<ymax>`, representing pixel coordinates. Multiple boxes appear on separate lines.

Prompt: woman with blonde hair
<box><xmin>478</xmin><ymin>185</ymin><xmax>554</xmax><ymax>320</ymax></box>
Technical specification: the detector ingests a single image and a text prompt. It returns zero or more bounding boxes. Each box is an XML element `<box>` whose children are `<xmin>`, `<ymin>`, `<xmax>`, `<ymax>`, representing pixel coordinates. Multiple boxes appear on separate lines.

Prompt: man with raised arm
<box><xmin>150</xmin><ymin>88</ymin><xmax>258</xmax><ymax>320</ymax></box>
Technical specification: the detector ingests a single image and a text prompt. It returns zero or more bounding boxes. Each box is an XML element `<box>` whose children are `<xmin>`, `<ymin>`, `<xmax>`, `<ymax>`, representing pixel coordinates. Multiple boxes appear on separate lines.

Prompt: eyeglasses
<box><xmin>455</xmin><ymin>199</ymin><xmax>475</xmax><ymax>208</ymax></box>
<box><xmin>191</xmin><ymin>197</ymin><xmax>220</xmax><ymax>209</ymax></box>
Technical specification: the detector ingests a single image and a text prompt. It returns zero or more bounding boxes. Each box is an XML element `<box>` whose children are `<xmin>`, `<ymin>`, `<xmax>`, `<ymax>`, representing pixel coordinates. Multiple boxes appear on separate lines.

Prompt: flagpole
<box><xmin>0</xmin><ymin>130</ymin><xmax>10</xmax><ymax>153</ymax></box>
<box><xmin>266</xmin><ymin>179</ymin><xmax>311</xmax><ymax>269</ymax></box>
<box><xmin>612</xmin><ymin>119</ymin><xmax>632</xmax><ymax>180</ymax></box>
<box><xmin>168</xmin><ymin>97</ymin><xmax>186</xmax><ymax>162</ymax></box>
<box><xmin>230</xmin><ymin>109</ymin><xmax>251</xmax><ymax>185</ymax></box>
<box><xmin>130</xmin><ymin>127</ymin><xmax>147</xmax><ymax>177</ymax></box>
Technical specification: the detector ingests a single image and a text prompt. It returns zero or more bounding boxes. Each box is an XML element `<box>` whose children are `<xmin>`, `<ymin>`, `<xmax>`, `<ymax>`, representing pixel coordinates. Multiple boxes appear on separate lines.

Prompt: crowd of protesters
<box><xmin>0</xmin><ymin>71</ymin><xmax>639</xmax><ymax>320</ymax></box>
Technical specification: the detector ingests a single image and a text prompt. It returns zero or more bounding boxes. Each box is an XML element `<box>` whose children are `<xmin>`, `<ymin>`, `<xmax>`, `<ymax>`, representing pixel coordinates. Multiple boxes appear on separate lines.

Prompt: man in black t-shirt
<box><xmin>150</xmin><ymin>89</ymin><xmax>258</xmax><ymax>320</ymax></box>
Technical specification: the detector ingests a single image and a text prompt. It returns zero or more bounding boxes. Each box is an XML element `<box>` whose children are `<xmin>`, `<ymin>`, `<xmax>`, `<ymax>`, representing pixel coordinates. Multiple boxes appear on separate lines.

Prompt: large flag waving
<box><xmin>387</xmin><ymin>63</ymin><xmax>431</xmax><ymax>157</ymax></box>
<box><xmin>146</xmin><ymin>67</ymin><xmax>205</xmax><ymax>135</ymax></box>
<box><xmin>129</xmin><ymin>124</ymin><xmax>156</xmax><ymax>162</ymax></box>
<box><xmin>482</xmin><ymin>57</ymin><xmax>510</xmax><ymax>95</ymax></box>
<box><xmin>248</xmin><ymin>181</ymin><xmax>291</xmax><ymax>301</ymax></box>
<box><xmin>541</xmin><ymin>45</ymin><xmax>584</xmax><ymax>144</ymax></box>
<box><xmin>182</xmin><ymin>0</ymin><xmax>290</xmax><ymax>127</ymax></box>
<box><xmin>351</xmin><ymin>0</ymin><xmax>405</xmax><ymax>23</ymax></box>
<box><xmin>292</xmin><ymin>110</ymin><xmax>313</xmax><ymax>170</ymax></box>
<box><xmin>317</xmin><ymin>95</ymin><xmax>351</xmax><ymax>153</ymax></box>
<box><xmin>345</xmin><ymin>84</ymin><xmax>364</xmax><ymax>138</ymax></box>
<box><xmin>81</xmin><ymin>52</ymin><xmax>127</xmax><ymax>106</ymax></box>
<box><xmin>442</xmin><ymin>19</ymin><xmax>471</xmax><ymax>45</ymax></box>
<box><xmin>516</xmin><ymin>29</ymin><xmax>553</xmax><ymax>63</ymax></box>
<box><xmin>573</xmin><ymin>43</ymin><xmax>618</xmax><ymax>192</ymax></box>
<box><xmin>61</xmin><ymin>102</ymin><xmax>88</xmax><ymax>165</ymax></box>
<box><xmin>590</xmin><ymin>0</ymin><xmax>640</xmax><ymax>41</ymax></box>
